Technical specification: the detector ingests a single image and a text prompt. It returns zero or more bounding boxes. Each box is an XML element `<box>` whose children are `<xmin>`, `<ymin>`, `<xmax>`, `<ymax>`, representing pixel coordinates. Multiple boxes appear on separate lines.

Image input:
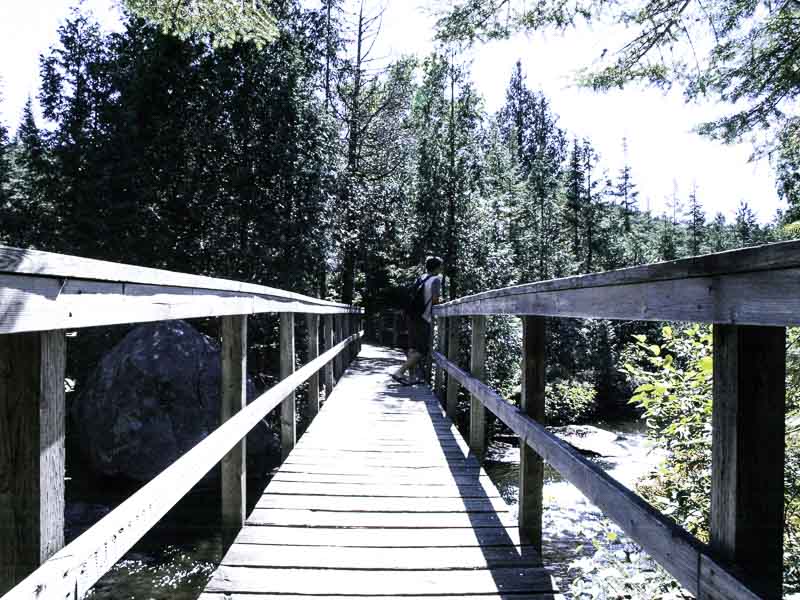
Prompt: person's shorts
<box><xmin>406</xmin><ymin>316</ymin><xmax>431</xmax><ymax>355</ymax></box>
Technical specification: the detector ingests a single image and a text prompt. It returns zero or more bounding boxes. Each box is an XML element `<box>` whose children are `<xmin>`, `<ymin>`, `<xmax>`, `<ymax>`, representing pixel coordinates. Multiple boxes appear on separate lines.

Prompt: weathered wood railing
<box><xmin>0</xmin><ymin>245</ymin><xmax>363</xmax><ymax>599</ymax></box>
<box><xmin>433</xmin><ymin>240</ymin><xmax>800</xmax><ymax>600</ymax></box>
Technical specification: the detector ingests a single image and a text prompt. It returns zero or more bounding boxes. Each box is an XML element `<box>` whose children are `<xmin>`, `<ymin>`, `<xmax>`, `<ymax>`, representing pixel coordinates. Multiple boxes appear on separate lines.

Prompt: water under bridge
<box><xmin>0</xmin><ymin>241</ymin><xmax>796</xmax><ymax>599</ymax></box>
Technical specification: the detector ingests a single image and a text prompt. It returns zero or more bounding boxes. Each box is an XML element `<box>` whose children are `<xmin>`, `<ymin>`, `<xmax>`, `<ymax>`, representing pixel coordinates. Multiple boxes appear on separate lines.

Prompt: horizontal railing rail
<box><xmin>0</xmin><ymin>246</ymin><xmax>364</xmax><ymax>599</ymax></box>
<box><xmin>3</xmin><ymin>330</ymin><xmax>362</xmax><ymax>600</ymax></box>
<box><xmin>433</xmin><ymin>350</ymin><xmax>759</xmax><ymax>600</ymax></box>
<box><xmin>0</xmin><ymin>245</ymin><xmax>359</xmax><ymax>334</ymax></box>
<box><xmin>433</xmin><ymin>240</ymin><xmax>800</xmax><ymax>326</ymax></box>
<box><xmin>431</xmin><ymin>240</ymin><xmax>795</xmax><ymax>599</ymax></box>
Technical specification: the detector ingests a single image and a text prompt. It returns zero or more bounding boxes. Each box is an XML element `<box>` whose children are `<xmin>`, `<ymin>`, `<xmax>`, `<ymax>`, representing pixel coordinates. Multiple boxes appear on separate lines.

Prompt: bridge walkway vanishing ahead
<box><xmin>201</xmin><ymin>343</ymin><xmax>562</xmax><ymax>600</ymax></box>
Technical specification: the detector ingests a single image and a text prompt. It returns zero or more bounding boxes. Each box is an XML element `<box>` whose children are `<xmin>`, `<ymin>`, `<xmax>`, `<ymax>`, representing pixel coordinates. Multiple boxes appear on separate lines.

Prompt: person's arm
<box><xmin>431</xmin><ymin>276</ymin><xmax>442</xmax><ymax>305</ymax></box>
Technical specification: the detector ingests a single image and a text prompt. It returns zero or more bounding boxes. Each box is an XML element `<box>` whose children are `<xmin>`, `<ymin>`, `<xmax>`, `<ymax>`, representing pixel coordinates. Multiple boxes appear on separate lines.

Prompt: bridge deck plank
<box><xmin>201</xmin><ymin>344</ymin><xmax>560</xmax><ymax>598</ymax></box>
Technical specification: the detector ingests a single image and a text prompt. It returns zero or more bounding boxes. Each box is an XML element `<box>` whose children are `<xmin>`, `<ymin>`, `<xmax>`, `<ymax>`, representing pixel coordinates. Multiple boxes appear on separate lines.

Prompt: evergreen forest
<box><xmin>1</xmin><ymin>0</ymin><xmax>799</xmax><ymax>597</ymax></box>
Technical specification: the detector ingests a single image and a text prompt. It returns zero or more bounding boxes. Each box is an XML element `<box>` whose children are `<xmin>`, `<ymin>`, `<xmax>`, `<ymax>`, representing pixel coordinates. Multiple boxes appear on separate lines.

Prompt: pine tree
<box><xmin>614</xmin><ymin>137</ymin><xmax>639</xmax><ymax>233</ymax></box>
<box><xmin>563</xmin><ymin>138</ymin><xmax>584</xmax><ymax>263</ymax></box>
<box><xmin>734</xmin><ymin>200</ymin><xmax>758</xmax><ymax>247</ymax></box>
<box><xmin>0</xmin><ymin>109</ymin><xmax>9</xmax><ymax>243</ymax></box>
<box><xmin>657</xmin><ymin>214</ymin><xmax>678</xmax><ymax>260</ymax></box>
<box><xmin>5</xmin><ymin>99</ymin><xmax>53</xmax><ymax>247</ymax></box>
<box><xmin>708</xmin><ymin>212</ymin><xmax>731</xmax><ymax>251</ymax></box>
<box><xmin>686</xmin><ymin>184</ymin><xmax>705</xmax><ymax>256</ymax></box>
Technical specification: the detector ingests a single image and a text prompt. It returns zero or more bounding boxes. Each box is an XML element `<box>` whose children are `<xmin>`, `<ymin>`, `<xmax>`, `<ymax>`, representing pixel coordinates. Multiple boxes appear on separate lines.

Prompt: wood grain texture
<box><xmin>323</xmin><ymin>315</ymin><xmax>335</xmax><ymax>399</ymax></box>
<box><xmin>305</xmin><ymin>314</ymin><xmax>320</xmax><ymax>419</ymax></box>
<box><xmin>0</xmin><ymin>244</ymin><xmax>354</xmax><ymax>307</ymax></box>
<box><xmin>446</xmin><ymin>317</ymin><xmax>460</xmax><ymax>419</ymax></box>
<box><xmin>0</xmin><ymin>331</ymin><xmax>65</xmax><ymax>595</ymax></box>
<box><xmin>221</xmin><ymin>543</ymin><xmax>536</xmax><ymax>569</ymax></box>
<box><xmin>520</xmin><ymin>316</ymin><xmax>545</xmax><ymax>551</ymax></box>
<box><xmin>202</xmin><ymin>345</ymin><xmax>557</xmax><ymax>599</ymax></box>
<box><xmin>711</xmin><ymin>325</ymin><xmax>785</xmax><ymax>599</ymax></box>
<box><xmin>434</xmin><ymin>239</ymin><xmax>800</xmax><ymax>322</ymax></box>
<box><xmin>220</xmin><ymin>315</ymin><xmax>247</xmax><ymax>549</ymax></box>
<box><xmin>204</xmin><ymin>565</ymin><xmax>556</xmax><ymax>596</ymax></box>
<box><xmin>433</xmin><ymin>350</ymin><xmax>762</xmax><ymax>600</ymax></box>
<box><xmin>435</xmin><ymin>317</ymin><xmax>446</xmax><ymax>397</ymax></box>
<box><xmin>2</xmin><ymin>333</ymin><xmax>360</xmax><ymax>600</ymax></box>
<box><xmin>470</xmin><ymin>315</ymin><xmax>487</xmax><ymax>457</ymax></box>
<box><xmin>233</xmin><ymin>524</ymin><xmax>527</xmax><ymax>547</ymax></box>
<box><xmin>280</xmin><ymin>313</ymin><xmax>296</xmax><ymax>461</ymax></box>
<box><xmin>334</xmin><ymin>315</ymin><xmax>344</xmax><ymax>380</ymax></box>
<box><xmin>200</xmin><ymin>594</ymin><xmax>564</xmax><ymax>600</ymax></box>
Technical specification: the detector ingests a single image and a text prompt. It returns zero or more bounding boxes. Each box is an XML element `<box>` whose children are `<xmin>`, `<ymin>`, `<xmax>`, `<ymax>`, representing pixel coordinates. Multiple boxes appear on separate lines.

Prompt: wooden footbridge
<box><xmin>1</xmin><ymin>241</ymin><xmax>797</xmax><ymax>599</ymax></box>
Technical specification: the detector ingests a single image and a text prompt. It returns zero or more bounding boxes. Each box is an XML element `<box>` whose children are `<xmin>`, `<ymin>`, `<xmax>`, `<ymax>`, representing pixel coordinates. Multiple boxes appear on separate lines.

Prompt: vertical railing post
<box><xmin>348</xmin><ymin>312</ymin><xmax>355</xmax><ymax>362</ymax></box>
<box><xmin>280</xmin><ymin>313</ymin><xmax>296</xmax><ymax>461</ymax></box>
<box><xmin>334</xmin><ymin>315</ymin><xmax>343</xmax><ymax>380</ymax></box>
<box><xmin>337</xmin><ymin>315</ymin><xmax>346</xmax><ymax>372</ymax></box>
<box><xmin>519</xmin><ymin>316</ymin><xmax>545</xmax><ymax>551</ymax></box>
<box><xmin>220</xmin><ymin>315</ymin><xmax>247</xmax><ymax>549</ymax></box>
<box><xmin>446</xmin><ymin>317</ymin><xmax>460</xmax><ymax>419</ymax></box>
<box><xmin>353</xmin><ymin>312</ymin><xmax>360</xmax><ymax>356</ymax></box>
<box><xmin>469</xmin><ymin>315</ymin><xmax>487</xmax><ymax>458</ymax></box>
<box><xmin>305</xmin><ymin>314</ymin><xmax>320</xmax><ymax>420</ymax></box>
<box><xmin>392</xmin><ymin>312</ymin><xmax>399</xmax><ymax>348</ymax></box>
<box><xmin>435</xmin><ymin>317</ymin><xmax>446</xmax><ymax>398</ymax></box>
<box><xmin>0</xmin><ymin>331</ymin><xmax>66</xmax><ymax>595</ymax></box>
<box><xmin>711</xmin><ymin>324</ymin><xmax>785</xmax><ymax>598</ymax></box>
<box><xmin>323</xmin><ymin>314</ymin><xmax>335</xmax><ymax>397</ymax></box>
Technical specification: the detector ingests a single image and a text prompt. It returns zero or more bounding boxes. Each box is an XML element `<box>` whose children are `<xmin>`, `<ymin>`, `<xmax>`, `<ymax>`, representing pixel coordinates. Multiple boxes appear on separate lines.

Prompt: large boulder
<box><xmin>71</xmin><ymin>320</ymin><xmax>278</xmax><ymax>482</ymax></box>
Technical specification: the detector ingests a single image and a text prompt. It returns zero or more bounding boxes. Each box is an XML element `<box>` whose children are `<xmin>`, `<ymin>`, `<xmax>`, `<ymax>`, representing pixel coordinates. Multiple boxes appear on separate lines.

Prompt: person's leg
<box><xmin>393</xmin><ymin>349</ymin><xmax>421</xmax><ymax>379</ymax></box>
<box><xmin>406</xmin><ymin>320</ymin><xmax>430</xmax><ymax>383</ymax></box>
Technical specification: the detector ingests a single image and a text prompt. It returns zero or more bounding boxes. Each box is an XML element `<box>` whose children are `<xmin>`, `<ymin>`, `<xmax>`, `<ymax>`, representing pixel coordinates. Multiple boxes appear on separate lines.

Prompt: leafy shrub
<box><xmin>568</xmin><ymin>524</ymin><xmax>691</xmax><ymax>600</ymax></box>
<box><xmin>545</xmin><ymin>380</ymin><xmax>597</xmax><ymax>425</ymax></box>
<box><xmin>569</xmin><ymin>326</ymin><xmax>800</xmax><ymax>597</ymax></box>
<box><xmin>622</xmin><ymin>324</ymin><xmax>713</xmax><ymax>540</ymax></box>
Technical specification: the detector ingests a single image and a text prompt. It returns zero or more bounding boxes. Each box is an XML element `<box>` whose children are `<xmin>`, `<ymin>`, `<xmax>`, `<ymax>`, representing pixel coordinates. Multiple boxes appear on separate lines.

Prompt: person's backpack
<box><xmin>404</xmin><ymin>274</ymin><xmax>433</xmax><ymax>318</ymax></box>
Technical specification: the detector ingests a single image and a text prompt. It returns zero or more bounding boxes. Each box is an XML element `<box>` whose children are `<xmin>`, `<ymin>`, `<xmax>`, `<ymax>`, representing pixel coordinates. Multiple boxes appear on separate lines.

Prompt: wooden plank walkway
<box><xmin>201</xmin><ymin>344</ymin><xmax>561</xmax><ymax>600</ymax></box>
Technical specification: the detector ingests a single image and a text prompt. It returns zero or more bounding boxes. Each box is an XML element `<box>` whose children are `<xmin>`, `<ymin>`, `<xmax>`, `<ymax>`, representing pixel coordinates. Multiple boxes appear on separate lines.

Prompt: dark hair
<box><xmin>425</xmin><ymin>256</ymin><xmax>443</xmax><ymax>273</ymax></box>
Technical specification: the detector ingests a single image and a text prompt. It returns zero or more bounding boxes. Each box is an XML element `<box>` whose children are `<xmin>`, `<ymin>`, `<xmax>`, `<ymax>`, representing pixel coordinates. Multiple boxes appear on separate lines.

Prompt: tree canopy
<box><xmin>123</xmin><ymin>0</ymin><xmax>279</xmax><ymax>47</ymax></box>
<box><xmin>436</xmin><ymin>0</ymin><xmax>800</xmax><ymax>209</ymax></box>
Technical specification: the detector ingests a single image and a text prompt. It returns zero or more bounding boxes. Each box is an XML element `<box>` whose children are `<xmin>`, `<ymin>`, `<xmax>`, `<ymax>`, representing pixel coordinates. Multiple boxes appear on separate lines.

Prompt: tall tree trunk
<box><xmin>339</xmin><ymin>2</ymin><xmax>364</xmax><ymax>304</ymax></box>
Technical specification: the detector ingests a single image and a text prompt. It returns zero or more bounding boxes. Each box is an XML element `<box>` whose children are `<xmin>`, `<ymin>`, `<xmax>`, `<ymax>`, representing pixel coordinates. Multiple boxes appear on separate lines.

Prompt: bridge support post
<box><xmin>519</xmin><ymin>316</ymin><xmax>545</xmax><ymax>552</ymax></box>
<box><xmin>0</xmin><ymin>330</ymin><xmax>65</xmax><ymax>595</ymax></box>
<box><xmin>348</xmin><ymin>313</ymin><xmax>355</xmax><ymax>362</ymax></box>
<box><xmin>323</xmin><ymin>315</ymin><xmax>335</xmax><ymax>398</ymax></box>
<box><xmin>446</xmin><ymin>317</ymin><xmax>460</xmax><ymax>419</ymax></box>
<box><xmin>435</xmin><ymin>317</ymin><xmax>446</xmax><ymax>398</ymax></box>
<box><xmin>280</xmin><ymin>313</ymin><xmax>296</xmax><ymax>461</ymax></box>
<box><xmin>392</xmin><ymin>313</ymin><xmax>399</xmax><ymax>348</ymax></box>
<box><xmin>334</xmin><ymin>315</ymin><xmax>343</xmax><ymax>380</ymax></box>
<box><xmin>220</xmin><ymin>315</ymin><xmax>247</xmax><ymax>549</ymax></box>
<box><xmin>469</xmin><ymin>316</ymin><xmax>487</xmax><ymax>458</ymax></box>
<box><xmin>306</xmin><ymin>315</ymin><xmax>320</xmax><ymax>420</ymax></box>
<box><xmin>356</xmin><ymin>313</ymin><xmax>362</xmax><ymax>355</ymax></box>
<box><xmin>711</xmin><ymin>324</ymin><xmax>785</xmax><ymax>599</ymax></box>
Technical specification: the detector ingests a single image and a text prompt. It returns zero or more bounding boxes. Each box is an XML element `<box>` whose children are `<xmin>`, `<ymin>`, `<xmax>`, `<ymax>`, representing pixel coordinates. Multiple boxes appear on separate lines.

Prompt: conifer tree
<box><xmin>734</xmin><ymin>201</ymin><xmax>759</xmax><ymax>247</ymax></box>
<box><xmin>686</xmin><ymin>184</ymin><xmax>705</xmax><ymax>256</ymax></box>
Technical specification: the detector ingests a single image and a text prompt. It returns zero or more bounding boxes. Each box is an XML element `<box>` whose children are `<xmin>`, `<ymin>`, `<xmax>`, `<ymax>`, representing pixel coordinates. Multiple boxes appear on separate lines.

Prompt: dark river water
<box><xmin>73</xmin><ymin>419</ymin><xmax>661</xmax><ymax>599</ymax></box>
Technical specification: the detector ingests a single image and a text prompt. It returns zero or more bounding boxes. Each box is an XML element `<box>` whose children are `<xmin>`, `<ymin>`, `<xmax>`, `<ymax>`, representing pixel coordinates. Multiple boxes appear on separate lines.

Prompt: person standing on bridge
<box><xmin>391</xmin><ymin>256</ymin><xmax>443</xmax><ymax>385</ymax></box>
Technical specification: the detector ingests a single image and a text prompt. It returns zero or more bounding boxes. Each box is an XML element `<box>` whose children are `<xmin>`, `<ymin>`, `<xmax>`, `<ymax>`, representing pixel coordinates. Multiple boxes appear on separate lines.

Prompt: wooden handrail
<box><xmin>3</xmin><ymin>330</ymin><xmax>363</xmax><ymax>600</ymax></box>
<box><xmin>0</xmin><ymin>245</ymin><xmax>360</xmax><ymax>334</ymax></box>
<box><xmin>433</xmin><ymin>350</ymin><xmax>761</xmax><ymax>600</ymax></box>
<box><xmin>433</xmin><ymin>240</ymin><xmax>800</xmax><ymax>326</ymax></box>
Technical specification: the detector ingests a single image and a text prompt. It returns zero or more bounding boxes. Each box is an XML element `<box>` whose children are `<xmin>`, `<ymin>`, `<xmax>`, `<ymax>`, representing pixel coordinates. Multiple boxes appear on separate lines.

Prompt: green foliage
<box><xmin>623</xmin><ymin>324</ymin><xmax>713</xmax><ymax>539</ymax></box>
<box><xmin>618</xmin><ymin>325</ymin><xmax>800</xmax><ymax>594</ymax></box>
<box><xmin>123</xmin><ymin>0</ymin><xmax>278</xmax><ymax>48</ymax></box>
<box><xmin>435</xmin><ymin>0</ymin><xmax>800</xmax><ymax>189</ymax></box>
<box><xmin>545</xmin><ymin>379</ymin><xmax>597</xmax><ymax>425</ymax></box>
<box><xmin>569</xmin><ymin>525</ymin><xmax>691</xmax><ymax>599</ymax></box>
